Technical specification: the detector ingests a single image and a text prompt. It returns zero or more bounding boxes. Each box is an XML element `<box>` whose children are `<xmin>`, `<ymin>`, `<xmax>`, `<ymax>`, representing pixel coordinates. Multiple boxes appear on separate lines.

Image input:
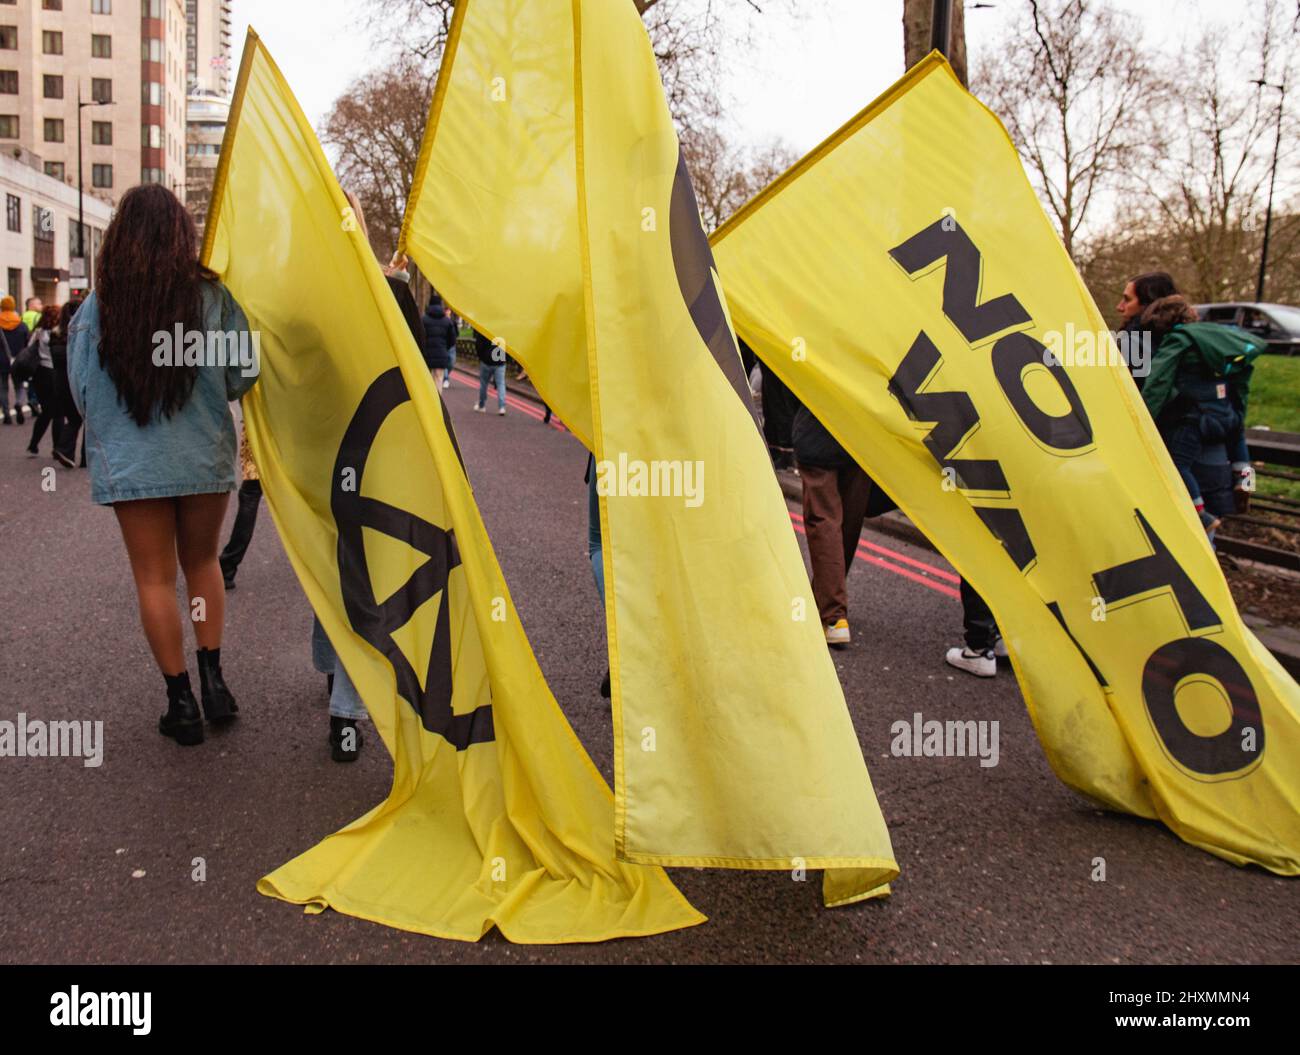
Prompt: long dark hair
<box><xmin>37</xmin><ymin>304</ymin><xmax>60</xmax><ymax>331</ymax></box>
<box><xmin>56</xmin><ymin>299</ymin><xmax>80</xmax><ymax>339</ymax></box>
<box><xmin>95</xmin><ymin>184</ymin><xmax>217</xmax><ymax>425</ymax></box>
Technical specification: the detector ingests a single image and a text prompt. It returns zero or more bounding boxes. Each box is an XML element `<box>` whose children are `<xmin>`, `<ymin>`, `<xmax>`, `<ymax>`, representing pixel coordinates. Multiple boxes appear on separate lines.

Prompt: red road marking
<box><xmin>447</xmin><ymin>368</ymin><xmax>954</xmax><ymax>600</ymax></box>
<box><xmin>449</xmin><ymin>370</ymin><xmax>567</xmax><ymax>431</ymax></box>
<box><xmin>788</xmin><ymin>512</ymin><xmax>960</xmax><ymax>600</ymax></box>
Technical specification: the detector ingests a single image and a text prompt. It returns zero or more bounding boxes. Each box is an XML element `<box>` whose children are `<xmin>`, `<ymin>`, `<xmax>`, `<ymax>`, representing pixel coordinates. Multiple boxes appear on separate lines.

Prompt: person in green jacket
<box><xmin>1141</xmin><ymin>295</ymin><xmax>1262</xmax><ymax>533</ymax></box>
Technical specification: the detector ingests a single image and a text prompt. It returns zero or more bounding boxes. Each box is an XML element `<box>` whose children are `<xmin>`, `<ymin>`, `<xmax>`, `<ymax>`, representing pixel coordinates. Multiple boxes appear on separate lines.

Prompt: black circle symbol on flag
<box><xmin>331</xmin><ymin>367</ymin><xmax>494</xmax><ymax>750</ymax></box>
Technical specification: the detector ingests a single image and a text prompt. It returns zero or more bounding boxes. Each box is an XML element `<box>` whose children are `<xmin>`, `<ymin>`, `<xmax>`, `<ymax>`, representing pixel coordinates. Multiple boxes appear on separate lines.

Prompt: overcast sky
<box><xmin>232</xmin><ymin>0</ymin><xmax>1281</xmax><ymax>154</ymax></box>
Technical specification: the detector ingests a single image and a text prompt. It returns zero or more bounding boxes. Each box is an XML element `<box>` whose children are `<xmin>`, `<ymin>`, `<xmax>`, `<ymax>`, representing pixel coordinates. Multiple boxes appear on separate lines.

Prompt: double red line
<box><xmin>450</xmin><ymin>368</ymin><xmax>957</xmax><ymax>600</ymax></box>
<box><xmin>449</xmin><ymin>369</ymin><xmax>567</xmax><ymax>431</ymax></box>
<box><xmin>788</xmin><ymin>510</ymin><xmax>960</xmax><ymax>599</ymax></box>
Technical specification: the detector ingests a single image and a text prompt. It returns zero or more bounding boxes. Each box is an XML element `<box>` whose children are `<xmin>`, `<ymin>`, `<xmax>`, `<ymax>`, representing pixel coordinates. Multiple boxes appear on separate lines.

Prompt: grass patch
<box><xmin>1247</xmin><ymin>354</ymin><xmax>1300</xmax><ymax>434</ymax></box>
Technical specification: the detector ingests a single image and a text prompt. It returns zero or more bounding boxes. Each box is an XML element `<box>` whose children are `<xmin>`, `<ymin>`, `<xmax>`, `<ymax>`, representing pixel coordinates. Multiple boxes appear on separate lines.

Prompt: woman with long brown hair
<box><xmin>68</xmin><ymin>184</ymin><xmax>259</xmax><ymax>747</ymax></box>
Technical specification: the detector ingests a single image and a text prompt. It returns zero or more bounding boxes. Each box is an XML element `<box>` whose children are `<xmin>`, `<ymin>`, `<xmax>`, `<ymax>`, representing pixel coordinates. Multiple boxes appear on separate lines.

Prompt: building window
<box><xmin>91</xmin><ymin>77</ymin><xmax>111</xmax><ymax>103</ymax></box>
<box><xmin>92</xmin><ymin>163</ymin><xmax>112</xmax><ymax>188</ymax></box>
<box><xmin>6</xmin><ymin>269</ymin><xmax>20</xmax><ymax>306</ymax></box>
<box><xmin>42</xmin><ymin>30</ymin><xmax>62</xmax><ymax>55</ymax></box>
<box><xmin>142</xmin><ymin>81</ymin><xmax>162</xmax><ymax>105</ymax></box>
<box><xmin>0</xmin><ymin>114</ymin><xmax>16</xmax><ymax>138</ymax></box>
<box><xmin>142</xmin><ymin>167</ymin><xmax>163</xmax><ymax>185</ymax></box>
<box><xmin>92</xmin><ymin>0</ymin><xmax>111</xmax><ymax>13</ymax></box>
<box><xmin>43</xmin><ymin>117</ymin><xmax>64</xmax><ymax>142</ymax></box>
<box><xmin>33</xmin><ymin>205</ymin><xmax>53</xmax><ymax>243</ymax></box>
<box><xmin>141</xmin><ymin>38</ymin><xmax>162</xmax><ymax>62</ymax></box>
<box><xmin>0</xmin><ymin>70</ymin><xmax>15</xmax><ymax>93</ymax></box>
<box><xmin>91</xmin><ymin>120</ymin><xmax>111</xmax><ymax>145</ymax></box>
<box><xmin>44</xmin><ymin>161</ymin><xmax>65</xmax><ymax>180</ymax></box>
<box><xmin>43</xmin><ymin>74</ymin><xmax>62</xmax><ymax>98</ymax></box>
<box><xmin>5</xmin><ymin>193</ymin><xmax>19</xmax><ymax>233</ymax></box>
<box><xmin>145</xmin><ymin>0</ymin><xmax>162</xmax><ymax>17</ymax></box>
<box><xmin>42</xmin><ymin>0</ymin><xmax>63</xmax><ymax>10</ymax></box>
<box><xmin>142</xmin><ymin>123</ymin><xmax>161</xmax><ymax>148</ymax></box>
<box><xmin>91</xmin><ymin>33</ymin><xmax>111</xmax><ymax>58</ymax></box>
<box><xmin>0</xmin><ymin>27</ymin><xmax>16</xmax><ymax>50</ymax></box>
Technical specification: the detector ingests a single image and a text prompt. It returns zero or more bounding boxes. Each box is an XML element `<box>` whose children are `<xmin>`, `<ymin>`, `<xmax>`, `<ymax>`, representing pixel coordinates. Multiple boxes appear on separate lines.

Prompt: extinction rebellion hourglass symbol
<box><xmin>331</xmin><ymin>367</ymin><xmax>494</xmax><ymax>750</ymax></box>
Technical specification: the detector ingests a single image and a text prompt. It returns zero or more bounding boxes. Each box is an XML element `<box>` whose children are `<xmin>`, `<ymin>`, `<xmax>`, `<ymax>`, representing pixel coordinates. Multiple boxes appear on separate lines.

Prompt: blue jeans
<box><xmin>477</xmin><ymin>363</ymin><xmax>506</xmax><ymax>410</ymax></box>
<box><xmin>310</xmin><ymin>616</ymin><xmax>368</xmax><ymax>721</ymax></box>
<box><xmin>588</xmin><ymin>464</ymin><xmax>605</xmax><ymax>602</ymax></box>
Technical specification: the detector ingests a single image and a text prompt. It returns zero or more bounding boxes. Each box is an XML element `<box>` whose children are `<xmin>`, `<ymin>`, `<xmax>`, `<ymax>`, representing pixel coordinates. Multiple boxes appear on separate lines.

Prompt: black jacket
<box><xmin>793</xmin><ymin>404</ymin><xmax>850</xmax><ymax>469</ymax></box>
<box><xmin>0</xmin><ymin>321</ymin><xmax>29</xmax><ymax>370</ymax></box>
<box><xmin>474</xmin><ymin>328</ymin><xmax>502</xmax><ymax>366</ymax></box>
<box><xmin>385</xmin><ymin>276</ymin><xmax>423</xmax><ymax>347</ymax></box>
<box><xmin>421</xmin><ymin>300</ymin><xmax>459</xmax><ymax>369</ymax></box>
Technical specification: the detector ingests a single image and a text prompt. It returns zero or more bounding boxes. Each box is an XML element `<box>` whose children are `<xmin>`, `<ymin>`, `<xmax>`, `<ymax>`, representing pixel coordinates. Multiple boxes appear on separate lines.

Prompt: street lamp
<box><xmin>76</xmin><ymin>85</ymin><xmax>113</xmax><ymax>290</ymax></box>
<box><xmin>1251</xmin><ymin>76</ymin><xmax>1285</xmax><ymax>303</ymax></box>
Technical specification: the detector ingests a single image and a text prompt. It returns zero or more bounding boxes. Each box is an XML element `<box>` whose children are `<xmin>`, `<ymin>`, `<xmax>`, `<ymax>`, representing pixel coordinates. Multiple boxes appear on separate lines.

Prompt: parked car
<box><xmin>1193</xmin><ymin>302</ymin><xmax>1300</xmax><ymax>355</ymax></box>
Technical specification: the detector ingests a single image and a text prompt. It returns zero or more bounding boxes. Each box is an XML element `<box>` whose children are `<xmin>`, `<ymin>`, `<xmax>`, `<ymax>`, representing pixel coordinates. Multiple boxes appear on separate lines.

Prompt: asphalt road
<box><xmin>1</xmin><ymin>373</ymin><xmax>1296</xmax><ymax>964</ymax></box>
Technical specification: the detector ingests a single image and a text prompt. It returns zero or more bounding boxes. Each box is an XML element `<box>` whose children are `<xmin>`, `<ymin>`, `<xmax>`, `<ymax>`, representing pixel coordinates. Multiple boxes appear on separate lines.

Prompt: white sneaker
<box><xmin>945</xmin><ymin>646</ymin><xmax>996</xmax><ymax>678</ymax></box>
<box><xmin>498</xmin><ymin>406</ymin><xmax>506</xmax><ymax>416</ymax></box>
<box><xmin>994</xmin><ymin>637</ymin><xmax>1008</xmax><ymax>659</ymax></box>
<box><xmin>824</xmin><ymin>619</ymin><xmax>850</xmax><ymax>646</ymax></box>
<box><xmin>473</xmin><ymin>403</ymin><xmax>485</xmax><ymax>413</ymax></box>
<box><xmin>442</xmin><ymin>378</ymin><xmax>451</xmax><ymax>389</ymax></box>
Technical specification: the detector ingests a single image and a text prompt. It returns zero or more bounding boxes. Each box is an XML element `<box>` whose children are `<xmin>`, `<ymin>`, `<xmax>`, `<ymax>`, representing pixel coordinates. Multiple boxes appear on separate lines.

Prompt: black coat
<box><xmin>474</xmin><ymin>328</ymin><xmax>501</xmax><ymax>366</ymax></box>
<box><xmin>421</xmin><ymin>301</ymin><xmax>459</xmax><ymax>370</ymax></box>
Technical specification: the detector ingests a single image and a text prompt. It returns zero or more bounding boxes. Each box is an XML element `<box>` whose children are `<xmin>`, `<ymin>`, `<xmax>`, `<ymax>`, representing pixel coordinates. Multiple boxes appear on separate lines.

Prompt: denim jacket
<box><xmin>68</xmin><ymin>280</ymin><xmax>259</xmax><ymax>505</ymax></box>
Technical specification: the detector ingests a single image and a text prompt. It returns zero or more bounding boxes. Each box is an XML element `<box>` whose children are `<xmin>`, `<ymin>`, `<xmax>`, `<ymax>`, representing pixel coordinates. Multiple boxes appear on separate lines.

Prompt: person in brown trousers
<box><xmin>794</xmin><ymin>404</ymin><xmax>873</xmax><ymax>647</ymax></box>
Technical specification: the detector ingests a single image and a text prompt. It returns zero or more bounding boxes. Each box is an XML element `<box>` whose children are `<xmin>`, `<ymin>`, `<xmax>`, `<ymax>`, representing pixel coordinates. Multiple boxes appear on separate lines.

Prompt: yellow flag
<box><xmin>402</xmin><ymin>0</ymin><xmax>898</xmax><ymax>905</ymax></box>
<box><xmin>202</xmin><ymin>30</ymin><xmax>704</xmax><ymax>942</ymax></box>
<box><xmin>712</xmin><ymin>54</ymin><xmax>1300</xmax><ymax>875</ymax></box>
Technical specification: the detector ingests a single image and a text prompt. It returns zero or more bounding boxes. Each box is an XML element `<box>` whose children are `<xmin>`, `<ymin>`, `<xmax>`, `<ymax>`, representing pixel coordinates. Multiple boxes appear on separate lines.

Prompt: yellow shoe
<box><xmin>825</xmin><ymin>619</ymin><xmax>850</xmax><ymax>646</ymax></box>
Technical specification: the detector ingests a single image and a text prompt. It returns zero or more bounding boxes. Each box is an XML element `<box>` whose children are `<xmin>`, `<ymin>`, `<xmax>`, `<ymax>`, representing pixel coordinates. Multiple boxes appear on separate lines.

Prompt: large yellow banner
<box><xmin>402</xmin><ymin>0</ymin><xmax>897</xmax><ymax>905</ymax></box>
<box><xmin>202</xmin><ymin>30</ymin><xmax>703</xmax><ymax>941</ymax></box>
<box><xmin>712</xmin><ymin>54</ymin><xmax>1300</xmax><ymax>874</ymax></box>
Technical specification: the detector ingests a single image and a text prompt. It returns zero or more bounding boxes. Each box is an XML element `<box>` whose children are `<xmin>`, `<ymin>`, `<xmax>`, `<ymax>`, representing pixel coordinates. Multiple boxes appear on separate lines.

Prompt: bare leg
<box><xmin>114</xmin><ymin>498</ymin><xmax>184</xmax><ymax>674</ymax></box>
<box><xmin>176</xmin><ymin>492</ymin><xmax>230</xmax><ymax>650</ymax></box>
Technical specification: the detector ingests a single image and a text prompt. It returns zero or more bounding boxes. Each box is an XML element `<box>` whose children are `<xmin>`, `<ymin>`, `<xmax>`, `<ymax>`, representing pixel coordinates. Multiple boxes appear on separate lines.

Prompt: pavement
<box><xmin>0</xmin><ymin>376</ymin><xmax>1296</xmax><ymax>964</ymax></box>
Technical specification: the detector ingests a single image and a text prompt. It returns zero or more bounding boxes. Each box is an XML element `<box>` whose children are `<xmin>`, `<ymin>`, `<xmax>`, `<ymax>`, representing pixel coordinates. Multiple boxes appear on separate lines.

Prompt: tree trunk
<box><xmin>903</xmin><ymin>0</ymin><xmax>967</xmax><ymax>86</ymax></box>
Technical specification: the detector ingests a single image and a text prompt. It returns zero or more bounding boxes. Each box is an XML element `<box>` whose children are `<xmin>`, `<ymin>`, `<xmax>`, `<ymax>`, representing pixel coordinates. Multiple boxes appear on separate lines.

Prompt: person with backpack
<box><xmin>0</xmin><ymin>296</ymin><xmax>30</xmax><ymax>425</ymax></box>
<box><xmin>1140</xmin><ymin>294</ymin><xmax>1262</xmax><ymax>535</ymax></box>
<box><xmin>67</xmin><ymin>185</ymin><xmax>257</xmax><ymax>747</ymax></box>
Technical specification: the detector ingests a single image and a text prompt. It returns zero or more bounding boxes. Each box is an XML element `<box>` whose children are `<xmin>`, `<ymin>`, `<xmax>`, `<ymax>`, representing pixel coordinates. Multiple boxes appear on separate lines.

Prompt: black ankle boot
<box><xmin>196</xmin><ymin>647</ymin><xmax>239</xmax><ymax>724</ymax></box>
<box><xmin>159</xmin><ymin>672</ymin><xmax>204</xmax><ymax>746</ymax></box>
<box><xmin>328</xmin><ymin>716</ymin><xmax>362</xmax><ymax>763</ymax></box>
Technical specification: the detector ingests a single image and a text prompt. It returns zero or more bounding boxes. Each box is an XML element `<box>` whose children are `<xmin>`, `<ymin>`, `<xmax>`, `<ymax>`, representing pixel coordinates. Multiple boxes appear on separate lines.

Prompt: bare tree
<box><xmin>1138</xmin><ymin>0</ymin><xmax>1298</xmax><ymax>302</ymax></box>
<box><xmin>903</xmin><ymin>0</ymin><xmax>967</xmax><ymax>85</ymax></box>
<box><xmin>679</xmin><ymin>124</ymin><xmax>799</xmax><ymax>231</ymax></box>
<box><xmin>362</xmin><ymin>0</ymin><xmax>780</xmax><ymax>130</ymax></box>
<box><xmin>972</xmin><ymin>0</ymin><xmax>1153</xmax><ymax>262</ymax></box>
<box><xmin>321</xmin><ymin>58</ymin><xmax>437</xmax><ymax>261</ymax></box>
